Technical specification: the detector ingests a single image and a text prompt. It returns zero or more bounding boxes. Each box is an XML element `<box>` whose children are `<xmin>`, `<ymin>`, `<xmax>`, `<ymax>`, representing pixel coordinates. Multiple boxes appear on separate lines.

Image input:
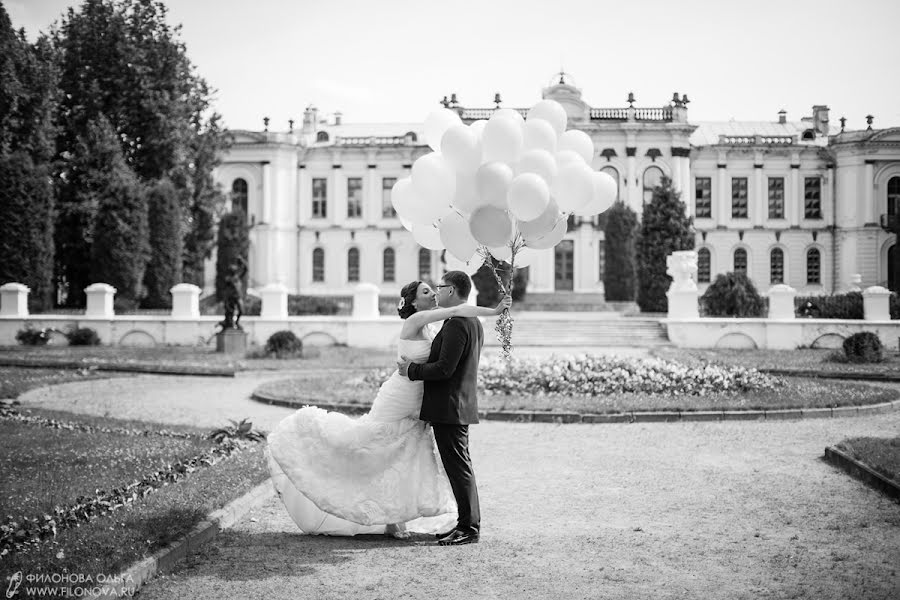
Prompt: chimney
<box><xmin>778</xmin><ymin>109</ymin><xmax>787</xmax><ymax>124</ymax></box>
<box><xmin>812</xmin><ymin>105</ymin><xmax>829</xmax><ymax>136</ymax></box>
<box><xmin>302</xmin><ymin>105</ymin><xmax>319</xmax><ymax>135</ymax></box>
<box><xmin>334</xmin><ymin>110</ymin><xmax>343</xmax><ymax>126</ymax></box>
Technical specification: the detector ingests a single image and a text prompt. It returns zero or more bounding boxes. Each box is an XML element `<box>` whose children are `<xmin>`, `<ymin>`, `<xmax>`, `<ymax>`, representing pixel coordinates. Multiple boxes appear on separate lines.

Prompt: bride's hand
<box><xmin>494</xmin><ymin>295</ymin><xmax>512</xmax><ymax>315</ymax></box>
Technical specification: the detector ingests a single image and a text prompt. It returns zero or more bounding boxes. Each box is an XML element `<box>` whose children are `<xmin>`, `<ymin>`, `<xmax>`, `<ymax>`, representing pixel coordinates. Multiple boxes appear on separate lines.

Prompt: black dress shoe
<box><xmin>434</xmin><ymin>528</ymin><xmax>456</xmax><ymax>540</ymax></box>
<box><xmin>437</xmin><ymin>530</ymin><xmax>479</xmax><ymax>546</ymax></box>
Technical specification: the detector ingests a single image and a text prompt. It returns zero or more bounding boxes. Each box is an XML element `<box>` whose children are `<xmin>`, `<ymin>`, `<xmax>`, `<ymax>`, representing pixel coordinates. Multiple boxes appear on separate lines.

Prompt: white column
<box><xmin>767</xmin><ymin>284</ymin><xmax>796</xmax><ymax>319</ymax></box>
<box><xmin>0</xmin><ymin>283</ymin><xmax>29</xmax><ymax>317</ymax></box>
<box><xmin>259</xmin><ymin>282</ymin><xmax>289</xmax><ymax>319</ymax></box>
<box><xmin>864</xmin><ymin>161</ymin><xmax>875</xmax><ymax>225</ymax></box>
<box><xmin>626</xmin><ymin>149</ymin><xmax>637</xmax><ymax>212</ymax></box>
<box><xmin>716</xmin><ymin>165</ymin><xmax>728</xmax><ymax>226</ymax></box>
<box><xmin>682</xmin><ymin>158</ymin><xmax>693</xmax><ymax>217</ymax></box>
<box><xmin>825</xmin><ymin>165</ymin><xmax>835</xmax><ymax>228</ymax></box>
<box><xmin>863</xmin><ymin>286</ymin><xmax>891</xmax><ymax>320</ymax></box>
<box><xmin>260</xmin><ymin>161</ymin><xmax>272</xmax><ymax>224</ymax></box>
<box><xmin>85</xmin><ymin>283</ymin><xmax>116</xmax><ymax>318</ymax></box>
<box><xmin>169</xmin><ymin>283</ymin><xmax>201</xmax><ymax>318</ymax></box>
<box><xmin>352</xmin><ymin>283</ymin><xmax>379</xmax><ymax>318</ymax></box>
<box><xmin>367</xmin><ymin>167</ymin><xmax>379</xmax><ymax>225</ymax></box>
<box><xmin>671</xmin><ymin>156</ymin><xmax>682</xmax><ymax>195</ymax></box>
<box><xmin>332</xmin><ymin>167</ymin><xmax>344</xmax><ymax>226</ymax></box>
<box><xmin>753</xmin><ymin>165</ymin><xmax>765</xmax><ymax>227</ymax></box>
<box><xmin>789</xmin><ymin>167</ymin><xmax>800</xmax><ymax>227</ymax></box>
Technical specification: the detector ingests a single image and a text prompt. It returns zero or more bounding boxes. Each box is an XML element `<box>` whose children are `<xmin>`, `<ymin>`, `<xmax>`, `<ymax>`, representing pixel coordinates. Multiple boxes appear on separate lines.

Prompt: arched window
<box><xmin>733</xmin><ymin>248</ymin><xmax>748</xmax><ymax>276</ymax></box>
<box><xmin>405</xmin><ymin>131</ymin><xmax>418</xmax><ymax>142</ymax></box>
<box><xmin>312</xmin><ymin>248</ymin><xmax>325</xmax><ymax>282</ymax></box>
<box><xmin>316</xmin><ymin>131</ymin><xmax>330</xmax><ymax>142</ymax></box>
<box><xmin>806</xmin><ymin>248</ymin><xmax>821</xmax><ymax>284</ymax></box>
<box><xmin>418</xmin><ymin>248</ymin><xmax>431</xmax><ymax>281</ymax></box>
<box><xmin>770</xmin><ymin>248</ymin><xmax>784</xmax><ymax>284</ymax></box>
<box><xmin>643</xmin><ymin>166</ymin><xmax>664</xmax><ymax>204</ymax></box>
<box><xmin>383</xmin><ymin>248</ymin><xmax>395</xmax><ymax>282</ymax></box>
<box><xmin>347</xmin><ymin>248</ymin><xmax>359</xmax><ymax>282</ymax></box>
<box><xmin>231</xmin><ymin>178</ymin><xmax>248</xmax><ymax>215</ymax></box>
<box><xmin>600</xmin><ymin>166</ymin><xmax>619</xmax><ymax>202</ymax></box>
<box><xmin>888</xmin><ymin>176</ymin><xmax>900</xmax><ymax>221</ymax></box>
<box><xmin>697</xmin><ymin>248</ymin><xmax>711</xmax><ymax>283</ymax></box>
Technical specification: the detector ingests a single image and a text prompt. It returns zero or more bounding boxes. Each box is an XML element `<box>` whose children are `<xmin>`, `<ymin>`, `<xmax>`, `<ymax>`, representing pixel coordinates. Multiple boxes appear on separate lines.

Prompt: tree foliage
<box><xmin>143</xmin><ymin>178</ymin><xmax>183</xmax><ymax>308</ymax></box>
<box><xmin>637</xmin><ymin>176</ymin><xmax>695</xmax><ymax>312</ymax></box>
<box><xmin>699</xmin><ymin>272</ymin><xmax>765</xmax><ymax>318</ymax></box>
<box><xmin>603</xmin><ymin>201</ymin><xmax>639</xmax><ymax>301</ymax></box>
<box><xmin>214</xmin><ymin>210</ymin><xmax>249</xmax><ymax>302</ymax></box>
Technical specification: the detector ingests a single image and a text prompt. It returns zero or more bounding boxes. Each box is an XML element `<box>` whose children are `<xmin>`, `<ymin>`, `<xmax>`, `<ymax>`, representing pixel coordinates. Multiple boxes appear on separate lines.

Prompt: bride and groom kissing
<box><xmin>266</xmin><ymin>270</ymin><xmax>511</xmax><ymax>546</ymax></box>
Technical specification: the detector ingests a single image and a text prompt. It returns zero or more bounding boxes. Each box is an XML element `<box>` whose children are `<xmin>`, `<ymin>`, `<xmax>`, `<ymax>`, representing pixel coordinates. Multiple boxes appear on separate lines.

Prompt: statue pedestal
<box><xmin>216</xmin><ymin>329</ymin><xmax>247</xmax><ymax>355</ymax></box>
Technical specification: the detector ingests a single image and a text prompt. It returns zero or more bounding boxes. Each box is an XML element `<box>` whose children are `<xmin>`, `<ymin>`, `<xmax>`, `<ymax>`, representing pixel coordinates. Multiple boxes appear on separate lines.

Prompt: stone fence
<box><xmin>0</xmin><ymin>282</ymin><xmax>487</xmax><ymax>349</ymax></box>
<box><xmin>662</xmin><ymin>250</ymin><xmax>900</xmax><ymax>350</ymax></box>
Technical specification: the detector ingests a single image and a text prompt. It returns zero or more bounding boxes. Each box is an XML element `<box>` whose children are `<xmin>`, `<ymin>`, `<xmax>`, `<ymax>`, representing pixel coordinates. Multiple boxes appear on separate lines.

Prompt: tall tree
<box><xmin>637</xmin><ymin>176</ymin><xmax>695</xmax><ymax>312</ymax></box>
<box><xmin>214</xmin><ymin>210</ymin><xmax>249</xmax><ymax>302</ymax></box>
<box><xmin>603</xmin><ymin>201</ymin><xmax>639</xmax><ymax>302</ymax></box>
<box><xmin>0</xmin><ymin>6</ymin><xmax>58</xmax><ymax>309</ymax></box>
<box><xmin>143</xmin><ymin>178</ymin><xmax>182</xmax><ymax>308</ymax></box>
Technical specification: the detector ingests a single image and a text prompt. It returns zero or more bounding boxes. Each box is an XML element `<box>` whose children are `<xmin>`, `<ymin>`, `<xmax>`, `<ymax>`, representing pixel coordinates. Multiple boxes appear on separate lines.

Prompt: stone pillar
<box><xmin>863</xmin><ymin>286</ymin><xmax>891</xmax><ymax>321</ymax></box>
<box><xmin>261</xmin><ymin>161</ymin><xmax>272</xmax><ymax>223</ymax></box>
<box><xmin>170</xmin><ymin>283</ymin><xmax>201</xmax><ymax>318</ymax></box>
<box><xmin>716</xmin><ymin>164</ymin><xmax>728</xmax><ymax>227</ymax></box>
<box><xmin>671</xmin><ymin>156</ymin><xmax>682</xmax><ymax>194</ymax></box>
<box><xmin>353</xmin><ymin>283</ymin><xmax>380</xmax><ymax>319</ymax></box>
<box><xmin>767</xmin><ymin>284</ymin><xmax>796</xmax><ymax>319</ymax></box>
<box><xmin>259</xmin><ymin>282</ymin><xmax>289</xmax><ymax>319</ymax></box>
<box><xmin>864</xmin><ymin>161</ymin><xmax>875</xmax><ymax>225</ymax></box>
<box><xmin>789</xmin><ymin>166</ymin><xmax>800</xmax><ymax>227</ymax></box>
<box><xmin>753</xmin><ymin>164</ymin><xmax>765</xmax><ymax>227</ymax></box>
<box><xmin>85</xmin><ymin>283</ymin><xmax>116</xmax><ymax>318</ymax></box>
<box><xmin>625</xmin><ymin>147</ymin><xmax>637</xmax><ymax>213</ymax></box>
<box><xmin>666</xmin><ymin>251</ymin><xmax>699</xmax><ymax>319</ymax></box>
<box><xmin>0</xmin><ymin>283</ymin><xmax>30</xmax><ymax>317</ymax></box>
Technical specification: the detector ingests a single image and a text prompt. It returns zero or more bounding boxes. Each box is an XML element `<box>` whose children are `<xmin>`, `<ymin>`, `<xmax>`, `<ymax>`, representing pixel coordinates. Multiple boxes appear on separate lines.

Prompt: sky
<box><xmin>7</xmin><ymin>0</ymin><xmax>900</xmax><ymax>132</ymax></box>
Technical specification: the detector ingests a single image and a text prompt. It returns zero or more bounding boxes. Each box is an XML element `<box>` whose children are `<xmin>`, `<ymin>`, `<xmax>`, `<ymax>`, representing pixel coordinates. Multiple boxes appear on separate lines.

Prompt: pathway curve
<box><xmin>14</xmin><ymin>366</ymin><xmax>900</xmax><ymax>599</ymax></box>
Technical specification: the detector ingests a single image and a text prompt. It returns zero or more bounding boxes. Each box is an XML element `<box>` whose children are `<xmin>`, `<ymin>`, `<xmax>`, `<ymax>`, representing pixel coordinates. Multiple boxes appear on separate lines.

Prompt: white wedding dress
<box><xmin>266</xmin><ymin>326</ymin><xmax>457</xmax><ymax>535</ymax></box>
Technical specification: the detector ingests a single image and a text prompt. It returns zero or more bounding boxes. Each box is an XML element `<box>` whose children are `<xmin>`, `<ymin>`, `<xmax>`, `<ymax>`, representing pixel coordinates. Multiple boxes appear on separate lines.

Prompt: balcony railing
<box><xmin>459</xmin><ymin>108</ymin><xmax>529</xmax><ymax>120</ymax></box>
<box><xmin>589</xmin><ymin>107</ymin><xmax>674</xmax><ymax>122</ymax></box>
<box><xmin>335</xmin><ymin>136</ymin><xmax>412</xmax><ymax>146</ymax></box>
<box><xmin>718</xmin><ymin>134</ymin><xmax>796</xmax><ymax>146</ymax></box>
<box><xmin>880</xmin><ymin>213</ymin><xmax>898</xmax><ymax>232</ymax></box>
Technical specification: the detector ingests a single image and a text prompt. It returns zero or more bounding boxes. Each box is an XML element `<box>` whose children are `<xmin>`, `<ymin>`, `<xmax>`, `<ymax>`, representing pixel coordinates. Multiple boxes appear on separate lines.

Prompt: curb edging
<box><xmin>97</xmin><ymin>478</ymin><xmax>275</xmax><ymax>597</ymax></box>
<box><xmin>0</xmin><ymin>357</ymin><xmax>235</xmax><ymax>377</ymax></box>
<box><xmin>760</xmin><ymin>367</ymin><xmax>900</xmax><ymax>382</ymax></box>
<box><xmin>251</xmin><ymin>392</ymin><xmax>900</xmax><ymax>424</ymax></box>
<box><xmin>823</xmin><ymin>446</ymin><xmax>900</xmax><ymax>502</ymax></box>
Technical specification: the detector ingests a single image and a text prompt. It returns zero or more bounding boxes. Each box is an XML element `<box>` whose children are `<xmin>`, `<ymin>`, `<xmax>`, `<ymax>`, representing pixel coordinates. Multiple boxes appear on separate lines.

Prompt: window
<box><xmin>697</xmin><ymin>248</ymin><xmax>711</xmax><ymax>283</ymax></box>
<box><xmin>886</xmin><ymin>176</ymin><xmax>899</xmax><ymax>218</ymax></box>
<box><xmin>734</xmin><ymin>248</ymin><xmax>747</xmax><ymax>276</ymax></box>
<box><xmin>383</xmin><ymin>247</ymin><xmax>395</xmax><ymax>282</ymax></box>
<box><xmin>231</xmin><ymin>178</ymin><xmax>248</xmax><ymax>215</ymax></box>
<box><xmin>804</xmin><ymin>177</ymin><xmax>822</xmax><ymax>219</ymax></box>
<box><xmin>312</xmin><ymin>248</ymin><xmax>325</xmax><ymax>282</ymax></box>
<box><xmin>418</xmin><ymin>248</ymin><xmax>431</xmax><ymax>280</ymax></box>
<box><xmin>316</xmin><ymin>131</ymin><xmax>329</xmax><ymax>142</ymax></box>
<box><xmin>312</xmin><ymin>178</ymin><xmax>327</xmax><ymax>218</ymax></box>
<box><xmin>347</xmin><ymin>177</ymin><xmax>363</xmax><ymax>218</ymax></box>
<box><xmin>731</xmin><ymin>177</ymin><xmax>748</xmax><ymax>219</ymax></box>
<box><xmin>643</xmin><ymin>166</ymin><xmax>663</xmax><ymax>204</ymax></box>
<box><xmin>807</xmin><ymin>248</ymin><xmax>821</xmax><ymax>284</ymax></box>
<box><xmin>598</xmin><ymin>243</ymin><xmax>605</xmax><ymax>282</ymax></box>
<box><xmin>382</xmin><ymin>177</ymin><xmax>397</xmax><ymax>218</ymax></box>
<box><xmin>695</xmin><ymin>177</ymin><xmax>712</xmax><ymax>218</ymax></box>
<box><xmin>770</xmin><ymin>248</ymin><xmax>784</xmax><ymax>284</ymax></box>
<box><xmin>600</xmin><ymin>166</ymin><xmax>619</xmax><ymax>202</ymax></box>
<box><xmin>768</xmin><ymin>177</ymin><xmax>784</xmax><ymax>219</ymax></box>
<box><xmin>347</xmin><ymin>248</ymin><xmax>359</xmax><ymax>282</ymax></box>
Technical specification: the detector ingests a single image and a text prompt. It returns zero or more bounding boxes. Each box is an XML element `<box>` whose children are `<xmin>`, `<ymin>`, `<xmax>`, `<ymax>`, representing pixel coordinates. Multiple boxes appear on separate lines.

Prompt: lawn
<box><xmin>835</xmin><ymin>436</ymin><xmax>900</xmax><ymax>486</ymax></box>
<box><xmin>253</xmin><ymin>373</ymin><xmax>898</xmax><ymax>414</ymax></box>
<box><xmin>0</xmin><ymin>366</ymin><xmax>127</xmax><ymax>399</ymax></box>
<box><xmin>651</xmin><ymin>347</ymin><xmax>900</xmax><ymax>377</ymax></box>
<box><xmin>0</xmin><ymin>407</ymin><xmax>269</xmax><ymax>582</ymax></box>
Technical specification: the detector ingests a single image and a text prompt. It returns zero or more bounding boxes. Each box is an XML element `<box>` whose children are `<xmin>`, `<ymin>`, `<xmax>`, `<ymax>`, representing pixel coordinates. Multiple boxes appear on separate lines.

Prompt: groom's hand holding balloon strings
<box><xmin>397</xmin><ymin>356</ymin><xmax>411</xmax><ymax>378</ymax></box>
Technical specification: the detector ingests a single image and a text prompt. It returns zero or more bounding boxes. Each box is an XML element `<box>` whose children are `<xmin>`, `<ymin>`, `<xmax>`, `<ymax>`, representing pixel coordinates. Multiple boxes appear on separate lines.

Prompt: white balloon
<box><xmin>575</xmin><ymin>170</ymin><xmax>618</xmax><ymax>217</ymax></box>
<box><xmin>424</xmin><ymin>109</ymin><xmax>462</xmax><ymax>151</ymax></box>
<box><xmin>475</xmin><ymin>161</ymin><xmax>514</xmax><ymax>210</ymax></box>
<box><xmin>469</xmin><ymin>119</ymin><xmax>488</xmax><ymax>141</ymax></box>
<box><xmin>410</xmin><ymin>152</ymin><xmax>456</xmax><ymax>217</ymax></box>
<box><xmin>399</xmin><ymin>215</ymin><xmax>414</xmax><ymax>231</ymax></box>
<box><xmin>522</xmin><ymin>118</ymin><xmax>557</xmax><ymax>153</ymax></box>
<box><xmin>507</xmin><ymin>173</ymin><xmax>550</xmax><ymax>221</ymax></box>
<box><xmin>492</xmin><ymin>107</ymin><xmax>526</xmax><ymax>127</ymax></box>
<box><xmin>527</xmin><ymin>99</ymin><xmax>568</xmax><ymax>136</ymax></box>
<box><xmin>451</xmin><ymin>171</ymin><xmax>479</xmax><ymax>215</ymax></box>
<box><xmin>482</xmin><ymin>115</ymin><xmax>524</xmax><ymax>164</ymax></box>
<box><xmin>412</xmin><ymin>223</ymin><xmax>445</xmax><ymax>250</ymax></box>
<box><xmin>440</xmin><ymin>124</ymin><xmax>481</xmax><ymax>174</ymax></box>
<box><xmin>489</xmin><ymin>245</ymin><xmax>512</xmax><ymax>262</ymax></box>
<box><xmin>556</xmin><ymin>149</ymin><xmax>586</xmax><ymax>169</ymax></box>
<box><xmin>515</xmin><ymin>149</ymin><xmax>558</xmax><ymax>184</ymax></box>
<box><xmin>469</xmin><ymin>205</ymin><xmax>514</xmax><ymax>248</ymax></box>
<box><xmin>443</xmin><ymin>252</ymin><xmax>483</xmax><ymax>276</ymax></box>
<box><xmin>524</xmin><ymin>215</ymin><xmax>567</xmax><ymax>250</ymax></box>
<box><xmin>551</xmin><ymin>163</ymin><xmax>594</xmax><ymax>213</ymax></box>
<box><xmin>517</xmin><ymin>197</ymin><xmax>561</xmax><ymax>239</ymax></box>
<box><xmin>390</xmin><ymin>178</ymin><xmax>416</xmax><ymax>219</ymax></box>
<box><xmin>439</xmin><ymin>211</ymin><xmax>479</xmax><ymax>262</ymax></box>
<box><xmin>558</xmin><ymin>129</ymin><xmax>595</xmax><ymax>163</ymax></box>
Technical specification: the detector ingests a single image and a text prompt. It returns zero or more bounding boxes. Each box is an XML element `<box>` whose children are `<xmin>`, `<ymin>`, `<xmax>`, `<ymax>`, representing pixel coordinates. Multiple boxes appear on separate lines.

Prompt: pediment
<box><xmin>870</xmin><ymin>128</ymin><xmax>900</xmax><ymax>143</ymax></box>
<box><xmin>227</xmin><ymin>130</ymin><xmax>267</xmax><ymax>144</ymax></box>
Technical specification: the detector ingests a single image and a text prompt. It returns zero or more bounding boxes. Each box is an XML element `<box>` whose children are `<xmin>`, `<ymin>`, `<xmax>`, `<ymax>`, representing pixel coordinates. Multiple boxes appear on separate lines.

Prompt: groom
<box><xmin>397</xmin><ymin>270</ymin><xmax>483</xmax><ymax>546</ymax></box>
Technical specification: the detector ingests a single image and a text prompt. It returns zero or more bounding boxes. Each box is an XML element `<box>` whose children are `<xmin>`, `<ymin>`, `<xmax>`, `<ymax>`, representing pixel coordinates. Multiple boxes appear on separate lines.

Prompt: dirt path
<box><xmin>17</xmin><ymin>373</ymin><xmax>900</xmax><ymax>599</ymax></box>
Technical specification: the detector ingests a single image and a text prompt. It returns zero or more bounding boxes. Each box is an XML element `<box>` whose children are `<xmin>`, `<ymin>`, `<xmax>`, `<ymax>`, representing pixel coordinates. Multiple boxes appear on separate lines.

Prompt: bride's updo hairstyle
<box><xmin>397</xmin><ymin>280</ymin><xmax>422</xmax><ymax>319</ymax></box>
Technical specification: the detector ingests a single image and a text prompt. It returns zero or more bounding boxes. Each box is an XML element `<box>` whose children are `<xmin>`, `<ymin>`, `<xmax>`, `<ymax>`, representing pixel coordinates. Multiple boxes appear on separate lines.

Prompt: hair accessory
<box><xmin>398</xmin><ymin>297</ymin><xmax>406</xmax><ymax>310</ymax></box>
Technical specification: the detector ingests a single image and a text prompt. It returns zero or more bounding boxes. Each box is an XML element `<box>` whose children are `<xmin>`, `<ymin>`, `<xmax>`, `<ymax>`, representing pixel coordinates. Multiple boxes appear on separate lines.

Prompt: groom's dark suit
<box><xmin>408</xmin><ymin>316</ymin><xmax>483</xmax><ymax>534</ymax></box>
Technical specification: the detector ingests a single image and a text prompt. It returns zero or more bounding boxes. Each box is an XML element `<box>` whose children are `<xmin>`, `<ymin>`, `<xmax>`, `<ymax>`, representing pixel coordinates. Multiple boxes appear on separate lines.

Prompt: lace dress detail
<box><xmin>266</xmin><ymin>324</ymin><xmax>456</xmax><ymax>535</ymax></box>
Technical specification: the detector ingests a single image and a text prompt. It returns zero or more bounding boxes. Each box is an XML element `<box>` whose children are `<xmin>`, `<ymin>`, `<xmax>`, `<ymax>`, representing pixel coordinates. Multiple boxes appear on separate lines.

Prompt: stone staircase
<box><xmin>514</xmin><ymin>292</ymin><xmax>626</xmax><ymax>312</ymax></box>
<box><xmin>483</xmin><ymin>312</ymin><xmax>671</xmax><ymax>347</ymax></box>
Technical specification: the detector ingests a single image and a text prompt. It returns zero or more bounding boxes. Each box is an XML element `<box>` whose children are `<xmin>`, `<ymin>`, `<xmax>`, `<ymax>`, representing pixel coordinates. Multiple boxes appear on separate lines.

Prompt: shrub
<box><xmin>288</xmin><ymin>295</ymin><xmax>341</xmax><ymax>315</ymax></box>
<box><xmin>842</xmin><ymin>332</ymin><xmax>884</xmax><ymax>363</ymax></box>
<box><xmin>16</xmin><ymin>326</ymin><xmax>49</xmax><ymax>346</ymax></box>
<box><xmin>700</xmin><ymin>272</ymin><xmax>766</xmax><ymax>317</ymax></box>
<box><xmin>66</xmin><ymin>327</ymin><xmax>101</xmax><ymax>346</ymax></box>
<box><xmin>795</xmin><ymin>292</ymin><xmax>863</xmax><ymax>319</ymax></box>
<box><xmin>604</xmin><ymin>201</ymin><xmax>639</xmax><ymax>301</ymax></box>
<box><xmin>511</xmin><ymin>266</ymin><xmax>529</xmax><ymax>302</ymax></box>
<box><xmin>265</xmin><ymin>330</ymin><xmax>303</xmax><ymax>358</ymax></box>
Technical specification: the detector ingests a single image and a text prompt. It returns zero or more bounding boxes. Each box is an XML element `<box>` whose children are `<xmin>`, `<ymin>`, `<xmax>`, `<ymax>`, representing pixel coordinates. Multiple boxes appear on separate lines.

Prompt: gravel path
<box><xmin>16</xmin><ymin>371</ymin><xmax>900</xmax><ymax>599</ymax></box>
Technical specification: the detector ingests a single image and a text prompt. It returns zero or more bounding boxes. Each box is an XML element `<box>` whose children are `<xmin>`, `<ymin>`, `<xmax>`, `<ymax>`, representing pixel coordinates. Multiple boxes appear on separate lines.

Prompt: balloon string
<box><xmin>480</xmin><ymin>233</ymin><xmax>523</xmax><ymax>362</ymax></box>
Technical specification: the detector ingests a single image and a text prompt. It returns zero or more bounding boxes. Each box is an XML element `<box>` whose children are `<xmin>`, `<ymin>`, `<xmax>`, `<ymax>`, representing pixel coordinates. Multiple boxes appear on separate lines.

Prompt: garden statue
<box><xmin>666</xmin><ymin>251</ymin><xmax>698</xmax><ymax>292</ymax></box>
<box><xmin>221</xmin><ymin>257</ymin><xmax>247</xmax><ymax>330</ymax></box>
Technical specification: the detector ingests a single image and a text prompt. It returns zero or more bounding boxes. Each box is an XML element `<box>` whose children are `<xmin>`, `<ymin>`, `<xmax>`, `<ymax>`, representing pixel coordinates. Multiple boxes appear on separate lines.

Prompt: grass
<box><xmin>254</xmin><ymin>374</ymin><xmax>898</xmax><ymax>414</ymax></box>
<box><xmin>0</xmin><ymin>366</ymin><xmax>127</xmax><ymax>399</ymax></box>
<box><xmin>650</xmin><ymin>347</ymin><xmax>900</xmax><ymax>376</ymax></box>
<box><xmin>0</xmin><ymin>408</ymin><xmax>269</xmax><ymax>581</ymax></box>
<box><xmin>835</xmin><ymin>437</ymin><xmax>900</xmax><ymax>486</ymax></box>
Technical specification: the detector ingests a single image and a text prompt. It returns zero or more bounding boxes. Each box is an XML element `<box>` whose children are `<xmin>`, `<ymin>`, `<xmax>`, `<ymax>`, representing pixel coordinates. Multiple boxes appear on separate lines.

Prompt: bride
<box><xmin>265</xmin><ymin>280</ymin><xmax>510</xmax><ymax>538</ymax></box>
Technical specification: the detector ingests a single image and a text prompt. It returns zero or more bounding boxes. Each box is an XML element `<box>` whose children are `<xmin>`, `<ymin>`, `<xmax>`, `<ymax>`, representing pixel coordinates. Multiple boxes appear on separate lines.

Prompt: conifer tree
<box><xmin>603</xmin><ymin>201</ymin><xmax>639</xmax><ymax>302</ymax></box>
<box><xmin>143</xmin><ymin>178</ymin><xmax>183</xmax><ymax>308</ymax></box>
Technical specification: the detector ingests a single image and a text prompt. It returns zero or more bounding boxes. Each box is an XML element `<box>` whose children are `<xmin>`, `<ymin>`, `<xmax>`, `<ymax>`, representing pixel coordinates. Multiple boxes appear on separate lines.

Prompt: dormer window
<box><xmin>316</xmin><ymin>131</ymin><xmax>330</xmax><ymax>142</ymax></box>
<box><xmin>405</xmin><ymin>131</ymin><xmax>418</xmax><ymax>142</ymax></box>
<box><xmin>801</xmin><ymin>130</ymin><xmax>815</xmax><ymax>141</ymax></box>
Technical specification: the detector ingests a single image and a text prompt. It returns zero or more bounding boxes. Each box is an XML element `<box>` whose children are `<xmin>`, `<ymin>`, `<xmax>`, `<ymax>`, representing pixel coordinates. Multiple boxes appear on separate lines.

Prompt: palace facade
<box><xmin>210</xmin><ymin>77</ymin><xmax>900</xmax><ymax>300</ymax></box>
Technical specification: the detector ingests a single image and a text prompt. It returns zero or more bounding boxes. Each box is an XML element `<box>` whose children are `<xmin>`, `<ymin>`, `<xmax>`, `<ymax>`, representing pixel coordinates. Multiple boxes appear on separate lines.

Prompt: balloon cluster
<box><xmin>391</xmin><ymin>99</ymin><xmax>617</xmax><ymax>355</ymax></box>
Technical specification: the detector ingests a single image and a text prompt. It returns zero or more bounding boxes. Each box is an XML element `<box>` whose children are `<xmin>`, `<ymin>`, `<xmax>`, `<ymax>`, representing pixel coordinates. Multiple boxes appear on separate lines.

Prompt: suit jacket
<box><xmin>408</xmin><ymin>316</ymin><xmax>484</xmax><ymax>425</ymax></box>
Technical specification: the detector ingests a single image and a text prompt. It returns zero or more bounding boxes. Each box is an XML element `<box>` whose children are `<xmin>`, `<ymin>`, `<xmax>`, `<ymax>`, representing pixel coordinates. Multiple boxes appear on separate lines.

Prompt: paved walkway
<box><xmin>15</xmin><ymin>364</ymin><xmax>900</xmax><ymax>599</ymax></box>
